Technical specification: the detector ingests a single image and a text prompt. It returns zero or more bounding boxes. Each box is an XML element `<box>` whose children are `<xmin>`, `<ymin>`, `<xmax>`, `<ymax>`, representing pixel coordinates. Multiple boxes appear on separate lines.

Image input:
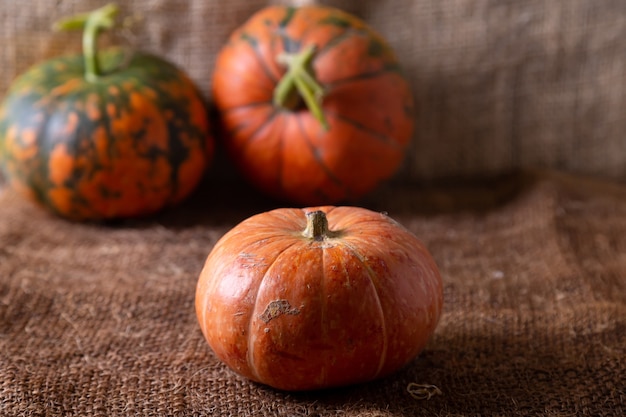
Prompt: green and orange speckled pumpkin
<box><xmin>212</xmin><ymin>5</ymin><xmax>415</xmax><ymax>206</ymax></box>
<box><xmin>0</xmin><ymin>4</ymin><xmax>213</xmax><ymax>221</ymax></box>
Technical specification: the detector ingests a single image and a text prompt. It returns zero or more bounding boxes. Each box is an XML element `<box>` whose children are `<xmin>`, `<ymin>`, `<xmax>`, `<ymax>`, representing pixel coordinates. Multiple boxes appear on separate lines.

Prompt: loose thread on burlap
<box><xmin>406</xmin><ymin>383</ymin><xmax>442</xmax><ymax>400</ymax></box>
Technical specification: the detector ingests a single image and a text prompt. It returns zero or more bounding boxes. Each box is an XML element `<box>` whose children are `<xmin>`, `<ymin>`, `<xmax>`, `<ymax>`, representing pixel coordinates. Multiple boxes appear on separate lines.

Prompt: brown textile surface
<box><xmin>0</xmin><ymin>170</ymin><xmax>624</xmax><ymax>416</ymax></box>
<box><xmin>1</xmin><ymin>0</ymin><xmax>625</xmax><ymax>182</ymax></box>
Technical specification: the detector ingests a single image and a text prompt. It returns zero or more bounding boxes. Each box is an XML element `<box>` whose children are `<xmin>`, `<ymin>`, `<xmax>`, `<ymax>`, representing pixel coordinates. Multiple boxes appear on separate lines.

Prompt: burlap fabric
<box><xmin>1</xmin><ymin>0</ymin><xmax>625</xmax><ymax>182</ymax></box>
<box><xmin>2</xmin><ymin>1</ymin><xmax>625</xmax><ymax>414</ymax></box>
<box><xmin>0</xmin><ymin>170</ymin><xmax>624</xmax><ymax>416</ymax></box>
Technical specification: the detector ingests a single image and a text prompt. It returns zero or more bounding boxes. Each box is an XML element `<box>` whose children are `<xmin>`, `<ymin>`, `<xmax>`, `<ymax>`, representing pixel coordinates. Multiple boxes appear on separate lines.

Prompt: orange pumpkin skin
<box><xmin>195</xmin><ymin>206</ymin><xmax>443</xmax><ymax>391</ymax></box>
<box><xmin>212</xmin><ymin>5</ymin><xmax>415</xmax><ymax>205</ymax></box>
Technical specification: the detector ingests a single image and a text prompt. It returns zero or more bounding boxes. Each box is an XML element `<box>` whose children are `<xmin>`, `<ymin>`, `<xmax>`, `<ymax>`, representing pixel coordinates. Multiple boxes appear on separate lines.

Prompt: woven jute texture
<box><xmin>1</xmin><ymin>0</ymin><xmax>625</xmax><ymax>182</ymax></box>
<box><xmin>0</xmin><ymin>170</ymin><xmax>624</xmax><ymax>416</ymax></box>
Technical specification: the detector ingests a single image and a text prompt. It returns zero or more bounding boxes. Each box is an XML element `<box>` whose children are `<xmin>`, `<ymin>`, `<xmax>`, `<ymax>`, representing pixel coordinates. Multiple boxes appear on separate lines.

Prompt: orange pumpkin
<box><xmin>212</xmin><ymin>5</ymin><xmax>415</xmax><ymax>205</ymax></box>
<box><xmin>195</xmin><ymin>206</ymin><xmax>443</xmax><ymax>391</ymax></box>
<box><xmin>0</xmin><ymin>5</ymin><xmax>213</xmax><ymax>220</ymax></box>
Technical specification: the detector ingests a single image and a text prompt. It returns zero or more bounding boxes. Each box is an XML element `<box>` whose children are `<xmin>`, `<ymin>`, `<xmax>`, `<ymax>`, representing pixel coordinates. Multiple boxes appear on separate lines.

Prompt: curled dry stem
<box><xmin>54</xmin><ymin>3</ymin><xmax>120</xmax><ymax>81</ymax></box>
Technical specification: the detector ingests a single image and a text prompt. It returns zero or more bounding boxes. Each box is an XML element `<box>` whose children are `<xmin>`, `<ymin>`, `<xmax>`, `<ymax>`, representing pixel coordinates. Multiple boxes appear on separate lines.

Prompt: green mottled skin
<box><xmin>0</xmin><ymin>48</ymin><xmax>213</xmax><ymax>220</ymax></box>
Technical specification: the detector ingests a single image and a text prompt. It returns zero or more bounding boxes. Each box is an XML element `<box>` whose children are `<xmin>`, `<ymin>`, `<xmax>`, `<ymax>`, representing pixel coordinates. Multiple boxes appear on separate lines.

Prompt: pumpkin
<box><xmin>212</xmin><ymin>5</ymin><xmax>415</xmax><ymax>205</ymax></box>
<box><xmin>0</xmin><ymin>4</ymin><xmax>213</xmax><ymax>220</ymax></box>
<box><xmin>195</xmin><ymin>206</ymin><xmax>443</xmax><ymax>391</ymax></box>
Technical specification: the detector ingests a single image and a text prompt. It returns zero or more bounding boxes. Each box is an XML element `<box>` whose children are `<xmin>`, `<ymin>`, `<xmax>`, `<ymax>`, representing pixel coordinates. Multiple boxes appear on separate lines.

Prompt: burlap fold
<box><xmin>1</xmin><ymin>171</ymin><xmax>624</xmax><ymax>416</ymax></box>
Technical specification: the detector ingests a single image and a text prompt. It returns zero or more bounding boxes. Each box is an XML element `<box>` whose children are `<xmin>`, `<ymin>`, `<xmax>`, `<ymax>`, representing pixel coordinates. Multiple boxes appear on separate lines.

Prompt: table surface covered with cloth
<box><xmin>1</xmin><ymin>171</ymin><xmax>624</xmax><ymax>416</ymax></box>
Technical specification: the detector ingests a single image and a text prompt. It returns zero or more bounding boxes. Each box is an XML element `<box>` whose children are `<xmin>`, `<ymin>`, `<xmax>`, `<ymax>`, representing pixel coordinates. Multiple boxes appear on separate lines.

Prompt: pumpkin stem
<box><xmin>54</xmin><ymin>3</ymin><xmax>119</xmax><ymax>82</ymax></box>
<box><xmin>303</xmin><ymin>210</ymin><xmax>338</xmax><ymax>241</ymax></box>
<box><xmin>274</xmin><ymin>45</ymin><xmax>329</xmax><ymax>131</ymax></box>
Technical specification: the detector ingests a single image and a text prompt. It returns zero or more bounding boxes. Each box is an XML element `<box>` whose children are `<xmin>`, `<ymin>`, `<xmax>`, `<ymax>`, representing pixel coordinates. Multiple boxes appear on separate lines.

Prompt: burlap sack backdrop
<box><xmin>1</xmin><ymin>0</ymin><xmax>625</xmax><ymax>183</ymax></box>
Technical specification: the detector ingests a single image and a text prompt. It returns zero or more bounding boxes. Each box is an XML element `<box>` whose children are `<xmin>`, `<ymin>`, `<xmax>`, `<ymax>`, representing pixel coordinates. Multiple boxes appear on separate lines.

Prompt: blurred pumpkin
<box><xmin>0</xmin><ymin>4</ymin><xmax>213</xmax><ymax>220</ymax></box>
<box><xmin>212</xmin><ymin>5</ymin><xmax>415</xmax><ymax>205</ymax></box>
<box><xmin>196</xmin><ymin>206</ymin><xmax>442</xmax><ymax>391</ymax></box>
